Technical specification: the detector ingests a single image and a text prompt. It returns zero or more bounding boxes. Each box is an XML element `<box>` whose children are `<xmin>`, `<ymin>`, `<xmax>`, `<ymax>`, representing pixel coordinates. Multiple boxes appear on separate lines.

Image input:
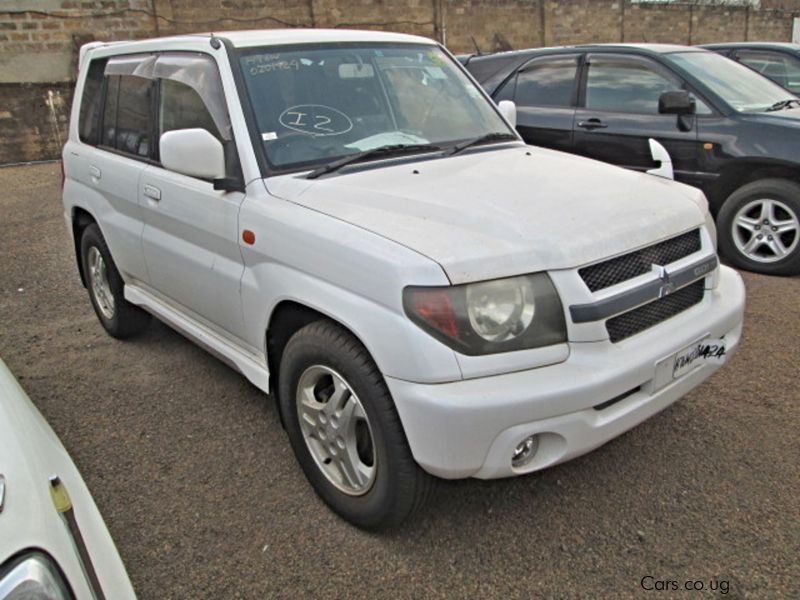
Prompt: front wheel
<box><xmin>278</xmin><ymin>320</ymin><xmax>431</xmax><ymax>529</ymax></box>
<box><xmin>717</xmin><ymin>179</ymin><xmax>800</xmax><ymax>275</ymax></box>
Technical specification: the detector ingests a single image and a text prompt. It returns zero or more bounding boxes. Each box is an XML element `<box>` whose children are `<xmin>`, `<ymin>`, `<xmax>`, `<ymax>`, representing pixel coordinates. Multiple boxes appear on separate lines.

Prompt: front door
<box><xmin>140</xmin><ymin>66</ymin><xmax>247</xmax><ymax>342</ymax></box>
<box><xmin>572</xmin><ymin>53</ymin><xmax>705</xmax><ymax>188</ymax></box>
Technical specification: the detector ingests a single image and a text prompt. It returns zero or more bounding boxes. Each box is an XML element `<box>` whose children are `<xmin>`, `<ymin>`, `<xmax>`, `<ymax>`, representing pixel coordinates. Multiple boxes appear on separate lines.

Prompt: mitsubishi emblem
<box><xmin>654</xmin><ymin>265</ymin><xmax>674</xmax><ymax>298</ymax></box>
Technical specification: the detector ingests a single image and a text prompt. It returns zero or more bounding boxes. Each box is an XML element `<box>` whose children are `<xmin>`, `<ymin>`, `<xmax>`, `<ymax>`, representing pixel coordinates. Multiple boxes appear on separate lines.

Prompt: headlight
<box><xmin>0</xmin><ymin>552</ymin><xmax>72</xmax><ymax>599</ymax></box>
<box><xmin>404</xmin><ymin>273</ymin><xmax>566</xmax><ymax>355</ymax></box>
<box><xmin>466</xmin><ymin>276</ymin><xmax>535</xmax><ymax>342</ymax></box>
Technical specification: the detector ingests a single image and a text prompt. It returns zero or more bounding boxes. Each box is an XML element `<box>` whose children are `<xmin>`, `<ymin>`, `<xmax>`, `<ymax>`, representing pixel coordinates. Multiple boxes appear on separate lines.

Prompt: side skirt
<box><xmin>124</xmin><ymin>284</ymin><xmax>271</xmax><ymax>393</ymax></box>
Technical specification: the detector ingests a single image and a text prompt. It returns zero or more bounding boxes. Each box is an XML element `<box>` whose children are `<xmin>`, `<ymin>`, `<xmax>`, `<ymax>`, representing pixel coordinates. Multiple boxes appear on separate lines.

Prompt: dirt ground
<box><xmin>1</xmin><ymin>162</ymin><xmax>798</xmax><ymax>599</ymax></box>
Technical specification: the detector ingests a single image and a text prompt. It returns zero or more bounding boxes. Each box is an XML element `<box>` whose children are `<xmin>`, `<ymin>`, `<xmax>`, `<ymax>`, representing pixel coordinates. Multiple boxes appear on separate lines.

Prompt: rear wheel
<box><xmin>278</xmin><ymin>320</ymin><xmax>431</xmax><ymax>529</ymax></box>
<box><xmin>718</xmin><ymin>179</ymin><xmax>800</xmax><ymax>275</ymax></box>
<box><xmin>80</xmin><ymin>224</ymin><xmax>150</xmax><ymax>338</ymax></box>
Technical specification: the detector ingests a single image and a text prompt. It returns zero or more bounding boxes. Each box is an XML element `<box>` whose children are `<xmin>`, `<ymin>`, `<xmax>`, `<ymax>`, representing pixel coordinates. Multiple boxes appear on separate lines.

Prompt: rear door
<box><xmin>82</xmin><ymin>62</ymin><xmax>152</xmax><ymax>283</ymax></box>
<box><xmin>495</xmin><ymin>53</ymin><xmax>581</xmax><ymax>153</ymax></box>
<box><xmin>139</xmin><ymin>53</ymin><xmax>247</xmax><ymax>342</ymax></box>
<box><xmin>572</xmin><ymin>53</ymin><xmax>705</xmax><ymax>187</ymax></box>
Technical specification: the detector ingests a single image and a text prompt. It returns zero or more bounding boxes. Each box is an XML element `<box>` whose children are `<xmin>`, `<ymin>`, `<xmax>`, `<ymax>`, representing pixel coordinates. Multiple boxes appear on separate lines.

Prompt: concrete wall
<box><xmin>2</xmin><ymin>0</ymin><xmax>800</xmax><ymax>163</ymax></box>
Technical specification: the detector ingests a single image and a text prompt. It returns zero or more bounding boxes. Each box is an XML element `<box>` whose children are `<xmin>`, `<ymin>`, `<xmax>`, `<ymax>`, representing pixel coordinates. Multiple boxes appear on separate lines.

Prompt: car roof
<box><xmin>573</xmin><ymin>43</ymin><xmax>704</xmax><ymax>54</ymax></box>
<box><xmin>82</xmin><ymin>28</ymin><xmax>435</xmax><ymax>57</ymax></box>
<box><xmin>701</xmin><ymin>41</ymin><xmax>800</xmax><ymax>52</ymax></box>
<box><xmin>462</xmin><ymin>43</ymin><xmax>706</xmax><ymax>70</ymax></box>
<box><xmin>220</xmin><ymin>28</ymin><xmax>434</xmax><ymax>48</ymax></box>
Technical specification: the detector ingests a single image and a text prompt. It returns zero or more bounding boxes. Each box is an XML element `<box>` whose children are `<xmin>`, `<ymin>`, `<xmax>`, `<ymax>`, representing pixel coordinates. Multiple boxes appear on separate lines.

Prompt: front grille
<box><xmin>580</xmin><ymin>229</ymin><xmax>701</xmax><ymax>292</ymax></box>
<box><xmin>606</xmin><ymin>280</ymin><xmax>705</xmax><ymax>343</ymax></box>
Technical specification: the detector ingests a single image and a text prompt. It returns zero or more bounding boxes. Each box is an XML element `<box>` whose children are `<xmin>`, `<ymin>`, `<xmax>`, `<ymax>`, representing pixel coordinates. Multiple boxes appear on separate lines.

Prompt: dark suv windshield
<box><xmin>238</xmin><ymin>43</ymin><xmax>513</xmax><ymax>172</ymax></box>
<box><xmin>667</xmin><ymin>51</ymin><xmax>794</xmax><ymax>112</ymax></box>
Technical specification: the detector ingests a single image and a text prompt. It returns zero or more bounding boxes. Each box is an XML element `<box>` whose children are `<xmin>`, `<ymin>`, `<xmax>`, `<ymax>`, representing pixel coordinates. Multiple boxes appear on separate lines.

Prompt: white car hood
<box><xmin>0</xmin><ymin>359</ymin><xmax>135</xmax><ymax>598</ymax></box>
<box><xmin>266</xmin><ymin>145</ymin><xmax>708</xmax><ymax>284</ymax></box>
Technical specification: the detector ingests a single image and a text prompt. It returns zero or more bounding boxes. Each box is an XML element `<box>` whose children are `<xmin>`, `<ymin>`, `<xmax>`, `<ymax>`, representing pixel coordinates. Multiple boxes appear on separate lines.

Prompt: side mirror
<box><xmin>160</xmin><ymin>128</ymin><xmax>226</xmax><ymax>180</ymax></box>
<box><xmin>658</xmin><ymin>90</ymin><xmax>695</xmax><ymax>116</ymax></box>
<box><xmin>498</xmin><ymin>100</ymin><xmax>517</xmax><ymax>128</ymax></box>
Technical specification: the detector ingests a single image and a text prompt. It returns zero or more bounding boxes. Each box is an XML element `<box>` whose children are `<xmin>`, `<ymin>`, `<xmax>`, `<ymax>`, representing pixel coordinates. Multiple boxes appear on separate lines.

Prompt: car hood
<box><xmin>739</xmin><ymin>106</ymin><xmax>800</xmax><ymax>126</ymax></box>
<box><xmin>265</xmin><ymin>145</ymin><xmax>708</xmax><ymax>284</ymax></box>
<box><xmin>0</xmin><ymin>359</ymin><xmax>135</xmax><ymax>598</ymax></box>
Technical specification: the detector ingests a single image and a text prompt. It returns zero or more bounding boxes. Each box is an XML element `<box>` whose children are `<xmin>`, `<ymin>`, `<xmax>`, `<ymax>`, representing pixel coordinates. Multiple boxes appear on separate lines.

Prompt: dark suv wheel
<box><xmin>278</xmin><ymin>320</ymin><xmax>431</xmax><ymax>529</ymax></box>
<box><xmin>718</xmin><ymin>179</ymin><xmax>800</xmax><ymax>276</ymax></box>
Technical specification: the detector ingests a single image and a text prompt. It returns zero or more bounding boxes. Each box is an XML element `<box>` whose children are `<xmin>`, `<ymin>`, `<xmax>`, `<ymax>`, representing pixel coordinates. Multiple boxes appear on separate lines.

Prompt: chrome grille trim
<box><xmin>569</xmin><ymin>255</ymin><xmax>717</xmax><ymax>324</ymax></box>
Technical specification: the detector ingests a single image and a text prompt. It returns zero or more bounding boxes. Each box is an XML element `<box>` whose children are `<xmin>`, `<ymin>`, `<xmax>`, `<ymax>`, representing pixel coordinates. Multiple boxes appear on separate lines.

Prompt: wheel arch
<box><xmin>71</xmin><ymin>206</ymin><xmax>97</xmax><ymax>287</ymax></box>
<box><xmin>710</xmin><ymin>160</ymin><xmax>800</xmax><ymax>214</ymax></box>
<box><xmin>265</xmin><ymin>300</ymin><xmax>374</xmax><ymax>427</ymax></box>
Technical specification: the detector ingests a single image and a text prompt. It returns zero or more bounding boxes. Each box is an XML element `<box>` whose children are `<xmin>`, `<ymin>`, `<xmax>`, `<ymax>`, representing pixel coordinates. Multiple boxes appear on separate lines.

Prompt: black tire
<box><xmin>278</xmin><ymin>320</ymin><xmax>431</xmax><ymax>530</ymax></box>
<box><xmin>80</xmin><ymin>223</ymin><xmax>150</xmax><ymax>338</ymax></box>
<box><xmin>717</xmin><ymin>178</ymin><xmax>800</xmax><ymax>276</ymax></box>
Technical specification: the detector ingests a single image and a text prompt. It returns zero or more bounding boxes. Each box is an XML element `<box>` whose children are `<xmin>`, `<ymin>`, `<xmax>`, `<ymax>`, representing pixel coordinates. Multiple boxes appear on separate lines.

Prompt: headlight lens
<box><xmin>466</xmin><ymin>276</ymin><xmax>535</xmax><ymax>342</ymax></box>
<box><xmin>0</xmin><ymin>552</ymin><xmax>71</xmax><ymax>599</ymax></box>
<box><xmin>404</xmin><ymin>273</ymin><xmax>566</xmax><ymax>355</ymax></box>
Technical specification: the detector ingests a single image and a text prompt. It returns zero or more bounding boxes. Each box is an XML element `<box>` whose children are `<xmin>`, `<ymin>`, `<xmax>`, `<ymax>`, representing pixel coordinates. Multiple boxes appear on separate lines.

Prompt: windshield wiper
<box><xmin>446</xmin><ymin>132</ymin><xmax>519</xmax><ymax>156</ymax></box>
<box><xmin>765</xmin><ymin>98</ymin><xmax>800</xmax><ymax>112</ymax></box>
<box><xmin>306</xmin><ymin>144</ymin><xmax>442</xmax><ymax>179</ymax></box>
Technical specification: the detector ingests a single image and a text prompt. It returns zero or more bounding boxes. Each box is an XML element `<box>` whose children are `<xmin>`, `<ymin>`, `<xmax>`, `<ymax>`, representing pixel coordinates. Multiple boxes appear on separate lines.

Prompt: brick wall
<box><xmin>2</xmin><ymin>0</ymin><xmax>800</xmax><ymax>163</ymax></box>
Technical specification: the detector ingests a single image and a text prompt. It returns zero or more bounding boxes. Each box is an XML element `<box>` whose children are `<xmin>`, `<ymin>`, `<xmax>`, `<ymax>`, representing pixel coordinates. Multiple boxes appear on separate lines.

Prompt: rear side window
<box><xmin>101</xmin><ymin>75</ymin><xmax>153</xmax><ymax>158</ymax></box>
<box><xmin>78</xmin><ymin>58</ymin><xmax>107</xmax><ymax>145</ymax></box>
<box><xmin>585</xmin><ymin>57</ymin><xmax>677</xmax><ymax>114</ymax></box>
<box><xmin>159</xmin><ymin>78</ymin><xmax>222</xmax><ymax>141</ymax></box>
<box><xmin>513</xmin><ymin>56</ymin><xmax>579</xmax><ymax>108</ymax></box>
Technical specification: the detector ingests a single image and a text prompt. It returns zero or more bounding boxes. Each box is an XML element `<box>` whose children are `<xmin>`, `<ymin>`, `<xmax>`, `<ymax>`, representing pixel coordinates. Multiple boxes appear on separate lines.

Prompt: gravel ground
<box><xmin>1</xmin><ymin>162</ymin><xmax>798</xmax><ymax>599</ymax></box>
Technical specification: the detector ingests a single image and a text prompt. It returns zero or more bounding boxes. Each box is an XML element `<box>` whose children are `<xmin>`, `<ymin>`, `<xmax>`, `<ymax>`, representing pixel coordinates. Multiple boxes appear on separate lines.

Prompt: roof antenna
<box><xmin>210</xmin><ymin>33</ymin><xmax>221</xmax><ymax>50</ymax></box>
<box><xmin>471</xmin><ymin>36</ymin><xmax>482</xmax><ymax>56</ymax></box>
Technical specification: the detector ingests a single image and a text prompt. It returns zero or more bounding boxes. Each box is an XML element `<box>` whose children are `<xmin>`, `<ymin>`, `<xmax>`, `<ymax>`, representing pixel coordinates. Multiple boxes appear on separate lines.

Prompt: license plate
<box><xmin>672</xmin><ymin>338</ymin><xmax>727</xmax><ymax>379</ymax></box>
<box><xmin>652</xmin><ymin>337</ymin><xmax>727</xmax><ymax>391</ymax></box>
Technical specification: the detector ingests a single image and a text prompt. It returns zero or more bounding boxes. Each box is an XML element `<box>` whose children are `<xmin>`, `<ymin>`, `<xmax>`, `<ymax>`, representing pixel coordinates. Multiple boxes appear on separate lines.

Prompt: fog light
<box><xmin>511</xmin><ymin>434</ymin><xmax>539</xmax><ymax>468</ymax></box>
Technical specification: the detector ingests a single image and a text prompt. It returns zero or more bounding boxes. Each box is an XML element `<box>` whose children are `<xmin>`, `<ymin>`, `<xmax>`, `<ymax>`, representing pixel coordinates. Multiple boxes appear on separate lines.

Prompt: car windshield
<box><xmin>238</xmin><ymin>43</ymin><xmax>513</xmax><ymax>172</ymax></box>
<box><xmin>667</xmin><ymin>51</ymin><xmax>795</xmax><ymax>112</ymax></box>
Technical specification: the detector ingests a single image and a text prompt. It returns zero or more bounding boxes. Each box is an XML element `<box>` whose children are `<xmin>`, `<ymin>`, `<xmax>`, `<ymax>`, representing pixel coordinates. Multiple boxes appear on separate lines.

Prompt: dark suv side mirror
<box><xmin>659</xmin><ymin>90</ymin><xmax>696</xmax><ymax>115</ymax></box>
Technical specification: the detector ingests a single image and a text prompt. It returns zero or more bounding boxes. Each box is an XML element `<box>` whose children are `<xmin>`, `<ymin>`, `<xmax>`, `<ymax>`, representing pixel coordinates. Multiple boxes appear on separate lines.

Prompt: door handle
<box><xmin>89</xmin><ymin>165</ymin><xmax>101</xmax><ymax>180</ymax></box>
<box><xmin>577</xmin><ymin>119</ymin><xmax>608</xmax><ymax>130</ymax></box>
<box><xmin>143</xmin><ymin>184</ymin><xmax>161</xmax><ymax>202</ymax></box>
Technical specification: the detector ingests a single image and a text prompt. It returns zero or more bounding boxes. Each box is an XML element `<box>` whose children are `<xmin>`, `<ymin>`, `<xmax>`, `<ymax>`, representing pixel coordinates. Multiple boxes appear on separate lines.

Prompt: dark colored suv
<box><xmin>702</xmin><ymin>42</ymin><xmax>800</xmax><ymax>96</ymax></box>
<box><xmin>461</xmin><ymin>44</ymin><xmax>800</xmax><ymax>275</ymax></box>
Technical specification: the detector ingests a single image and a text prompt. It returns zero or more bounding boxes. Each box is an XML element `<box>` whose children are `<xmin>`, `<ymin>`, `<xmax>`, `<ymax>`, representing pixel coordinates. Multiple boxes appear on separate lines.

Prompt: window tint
<box><xmin>101</xmin><ymin>75</ymin><xmax>152</xmax><ymax>157</ymax></box>
<box><xmin>737</xmin><ymin>50</ymin><xmax>800</xmax><ymax>94</ymax></box>
<box><xmin>78</xmin><ymin>59</ymin><xmax>106</xmax><ymax>145</ymax></box>
<box><xmin>514</xmin><ymin>56</ymin><xmax>578</xmax><ymax>107</ymax></box>
<box><xmin>101</xmin><ymin>76</ymin><xmax>119</xmax><ymax>148</ymax></box>
<box><xmin>585</xmin><ymin>58</ymin><xmax>677</xmax><ymax>114</ymax></box>
<box><xmin>159</xmin><ymin>78</ymin><xmax>221</xmax><ymax>140</ymax></box>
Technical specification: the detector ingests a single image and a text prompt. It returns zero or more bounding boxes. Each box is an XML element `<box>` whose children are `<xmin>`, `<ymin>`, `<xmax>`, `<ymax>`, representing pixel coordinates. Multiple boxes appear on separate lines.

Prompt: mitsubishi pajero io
<box><xmin>63</xmin><ymin>30</ymin><xmax>746</xmax><ymax>529</ymax></box>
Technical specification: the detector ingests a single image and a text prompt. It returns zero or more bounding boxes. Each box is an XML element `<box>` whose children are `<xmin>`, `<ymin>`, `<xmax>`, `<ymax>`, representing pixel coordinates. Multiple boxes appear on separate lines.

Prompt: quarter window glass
<box><xmin>101</xmin><ymin>75</ymin><xmax>152</xmax><ymax>157</ymax></box>
<box><xmin>586</xmin><ymin>59</ymin><xmax>677</xmax><ymax>114</ymax></box>
<box><xmin>514</xmin><ymin>57</ymin><xmax>578</xmax><ymax>107</ymax></box>
<box><xmin>159</xmin><ymin>78</ymin><xmax>221</xmax><ymax>140</ymax></box>
<box><xmin>737</xmin><ymin>50</ymin><xmax>800</xmax><ymax>95</ymax></box>
<box><xmin>78</xmin><ymin>59</ymin><xmax>106</xmax><ymax>145</ymax></box>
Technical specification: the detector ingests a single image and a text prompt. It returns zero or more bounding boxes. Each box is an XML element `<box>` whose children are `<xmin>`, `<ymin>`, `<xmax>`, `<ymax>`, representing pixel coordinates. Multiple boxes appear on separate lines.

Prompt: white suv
<box><xmin>63</xmin><ymin>29</ymin><xmax>746</xmax><ymax>529</ymax></box>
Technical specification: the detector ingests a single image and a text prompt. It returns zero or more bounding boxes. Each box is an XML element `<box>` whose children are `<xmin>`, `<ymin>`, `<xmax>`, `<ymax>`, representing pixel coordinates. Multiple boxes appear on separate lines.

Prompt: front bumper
<box><xmin>387</xmin><ymin>265</ymin><xmax>745</xmax><ymax>479</ymax></box>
